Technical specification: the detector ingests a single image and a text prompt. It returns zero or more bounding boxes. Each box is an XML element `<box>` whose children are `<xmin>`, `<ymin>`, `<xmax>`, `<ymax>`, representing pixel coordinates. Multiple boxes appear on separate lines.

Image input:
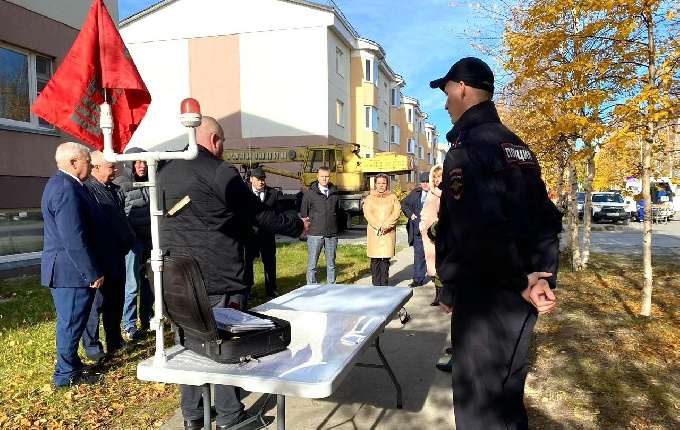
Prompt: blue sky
<box><xmin>118</xmin><ymin>0</ymin><xmax>494</xmax><ymax>141</ymax></box>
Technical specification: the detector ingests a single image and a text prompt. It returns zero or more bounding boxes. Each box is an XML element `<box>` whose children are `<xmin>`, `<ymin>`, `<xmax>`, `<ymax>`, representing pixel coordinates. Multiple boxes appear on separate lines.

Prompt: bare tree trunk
<box><xmin>567</xmin><ymin>137</ymin><xmax>581</xmax><ymax>269</ymax></box>
<box><xmin>580</xmin><ymin>147</ymin><xmax>596</xmax><ymax>268</ymax></box>
<box><xmin>639</xmin><ymin>7</ymin><xmax>655</xmax><ymax>317</ymax></box>
<box><xmin>555</xmin><ymin>135</ymin><xmax>568</xmax><ymax>212</ymax></box>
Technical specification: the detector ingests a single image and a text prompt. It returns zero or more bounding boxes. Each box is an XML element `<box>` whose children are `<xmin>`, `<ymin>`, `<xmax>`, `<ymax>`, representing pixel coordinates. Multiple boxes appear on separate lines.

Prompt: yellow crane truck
<box><xmin>223</xmin><ymin>143</ymin><xmax>414</xmax><ymax>230</ymax></box>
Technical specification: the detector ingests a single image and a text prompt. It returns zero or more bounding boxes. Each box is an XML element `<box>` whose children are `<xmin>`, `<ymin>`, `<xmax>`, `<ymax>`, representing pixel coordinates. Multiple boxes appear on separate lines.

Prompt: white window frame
<box><xmin>390</xmin><ymin>88</ymin><xmax>400</xmax><ymax>107</ymax></box>
<box><xmin>407</xmin><ymin>107</ymin><xmax>413</xmax><ymax>124</ymax></box>
<box><xmin>407</xmin><ymin>138</ymin><xmax>415</xmax><ymax>154</ymax></box>
<box><xmin>364</xmin><ymin>106</ymin><xmax>377</xmax><ymax>132</ymax></box>
<box><xmin>427</xmin><ymin>152</ymin><xmax>432</xmax><ymax>165</ymax></box>
<box><xmin>0</xmin><ymin>43</ymin><xmax>54</xmax><ymax>130</ymax></box>
<box><xmin>419</xmin><ymin>146</ymin><xmax>424</xmax><ymax>159</ymax></box>
<box><xmin>335</xmin><ymin>47</ymin><xmax>344</xmax><ymax>77</ymax></box>
<box><xmin>364</xmin><ymin>56</ymin><xmax>378</xmax><ymax>86</ymax></box>
<box><xmin>391</xmin><ymin>124</ymin><xmax>400</xmax><ymax>144</ymax></box>
<box><xmin>335</xmin><ymin>100</ymin><xmax>344</xmax><ymax>126</ymax></box>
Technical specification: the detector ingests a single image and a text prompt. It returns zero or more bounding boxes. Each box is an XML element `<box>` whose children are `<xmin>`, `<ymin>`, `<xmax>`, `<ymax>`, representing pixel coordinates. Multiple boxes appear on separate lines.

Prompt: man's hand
<box><xmin>299</xmin><ymin>217</ymin><xmax>310</xmax><ymax>239</ymax></box>
<box><xmin>439</xmin><ymin>303</ymin><xmax>453</xmax><ymax>314</ymax></box>
<box><xmin>527</xmin><ymin>271</ymin><xmax>552</xmax><ymax>289</ymax></box>
<box><xmin>410</xmin><ymin>214</ymin><xmax>417</xmax><ymax>220</ymax></box>
<box><xmin>90</xmin><ymin>276</ymin><xmax>104</xmax><ymax>289</ymax></box>
<box><xmin>521</xmin><ymin>279</ymin><xmax>556</xmax><ymax>314</ymax></box>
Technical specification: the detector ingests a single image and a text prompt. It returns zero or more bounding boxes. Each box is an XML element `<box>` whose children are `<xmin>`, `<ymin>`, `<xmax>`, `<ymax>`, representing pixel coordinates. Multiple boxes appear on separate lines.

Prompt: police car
<box><xmin>591</xmin><ymin>192</ymin><xmax>629</xmax><ymax>224</ymax></box>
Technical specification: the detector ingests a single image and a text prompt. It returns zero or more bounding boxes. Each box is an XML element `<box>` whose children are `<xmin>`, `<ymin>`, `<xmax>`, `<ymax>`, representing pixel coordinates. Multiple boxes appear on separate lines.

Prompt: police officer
<box><xmin>430</xmin><ymin>57</ymin><xmax>563</xmax><ymax>429</ymax></box>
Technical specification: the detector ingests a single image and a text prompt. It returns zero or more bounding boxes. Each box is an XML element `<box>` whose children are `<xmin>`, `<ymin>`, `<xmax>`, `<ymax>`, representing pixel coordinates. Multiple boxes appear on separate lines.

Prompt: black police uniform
<box><xmin>436</xmin><ymin>100</ymin><xmax>562</xmax><ymax>430</ymax></box>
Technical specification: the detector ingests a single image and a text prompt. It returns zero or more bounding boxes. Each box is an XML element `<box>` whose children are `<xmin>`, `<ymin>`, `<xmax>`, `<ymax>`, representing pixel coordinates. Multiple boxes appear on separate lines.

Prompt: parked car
<box><xmin>591</xmin><ymin>192</ymin><xmax>629</xmax><ymax>224</ymax></box>
<box><xmin>577</xmin><ymin>192</ymin><xmax>585</xmax><ymax>219</ymax></box>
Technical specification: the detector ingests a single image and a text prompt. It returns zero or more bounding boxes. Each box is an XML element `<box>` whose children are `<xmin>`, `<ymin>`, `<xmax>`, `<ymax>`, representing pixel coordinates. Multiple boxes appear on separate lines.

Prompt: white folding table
<box><xmin>137</xmin><ymin>284</ymin><xmax>412</xmax><ymax>430</ymax></box>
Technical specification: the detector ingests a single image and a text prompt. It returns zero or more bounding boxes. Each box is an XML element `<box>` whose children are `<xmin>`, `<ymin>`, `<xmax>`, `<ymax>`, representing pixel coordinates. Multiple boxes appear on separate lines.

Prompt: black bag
<box><xmin>146</xmin><ymin>253</ymin><xmax>291</xmax><ymax>363</ymax></box>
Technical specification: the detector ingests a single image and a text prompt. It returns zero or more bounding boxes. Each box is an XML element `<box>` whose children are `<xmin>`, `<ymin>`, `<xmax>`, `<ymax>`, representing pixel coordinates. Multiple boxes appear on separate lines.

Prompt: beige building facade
<box><xmin>120</xmin><ymin>0</ymin><xmax>439</xmax><ymax>193</ymax></box>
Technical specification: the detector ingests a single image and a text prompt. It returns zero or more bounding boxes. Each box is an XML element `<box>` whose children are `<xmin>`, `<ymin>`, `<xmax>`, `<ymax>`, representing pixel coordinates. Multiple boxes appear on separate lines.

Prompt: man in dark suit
<box><xmin>244</xmin><ymin>167</ymin><xmax>280</xmax><ymax>298</ymax></box>
<box><xmin>81</xmin><ymin>150</ymin><xmax>136</xmax><ymax>362</ymax></box>
<box><xmin>400</xmin><ymin>171</ymin><xmax>431</xmax><ymax>287</ymax></box>
<box><xmin>41</xmin><ymin>142</ymin><xmax>105</xmax><ymax>387</ymax></box>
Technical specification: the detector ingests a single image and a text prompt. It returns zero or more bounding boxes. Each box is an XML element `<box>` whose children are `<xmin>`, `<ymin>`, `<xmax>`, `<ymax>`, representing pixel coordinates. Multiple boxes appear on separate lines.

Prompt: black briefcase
<box><xmin>146</xmin><ymin>253</ymin><xmax>291</xmax><ymax>364</ymax></box>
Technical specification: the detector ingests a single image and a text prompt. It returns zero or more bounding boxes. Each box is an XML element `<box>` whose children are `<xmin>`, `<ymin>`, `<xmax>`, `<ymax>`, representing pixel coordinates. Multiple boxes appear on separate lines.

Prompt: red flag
<box><xmin>31</xmin><ymin>0</ymin><xmax>150</xmax><ymax>152</ymax></box>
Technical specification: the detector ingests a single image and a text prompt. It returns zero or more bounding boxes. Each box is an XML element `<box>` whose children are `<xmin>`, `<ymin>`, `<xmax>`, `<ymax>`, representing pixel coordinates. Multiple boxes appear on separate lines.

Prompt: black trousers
<box><xmin>81</xmin><ymin>276</ymin><xmax>125</xmax><ymax>355</ymax></box>
<box><xmin>244</xmin><ymin>235</ymin><xmax>277</xmax><ymax>295</ymax></box>
<box><xmin>180</xmin><ymin>293</ymin><xmax>246</xmax><ymax>425</ymax></box>
<box><xmin>370</xmin><ymin>258</ymin><xmax>390</xmax><ymax>286</ymax></box>
<box><xmin>450</xmin><ymin>287</ymin><xmax>537</xmax><ymax>430</ymax></box>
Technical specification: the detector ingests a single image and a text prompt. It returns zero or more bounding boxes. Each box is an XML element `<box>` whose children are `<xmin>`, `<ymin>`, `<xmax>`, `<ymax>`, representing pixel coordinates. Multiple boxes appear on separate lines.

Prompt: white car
<box><xmin>591</xmin><ymin>192</ymin><xmax>629</xmax><ymax>224</ymax></box>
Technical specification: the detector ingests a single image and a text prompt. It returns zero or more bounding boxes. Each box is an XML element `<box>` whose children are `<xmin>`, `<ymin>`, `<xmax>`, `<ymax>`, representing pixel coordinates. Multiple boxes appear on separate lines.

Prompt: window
<box><xmin>407</xmin><ymin>107</ymin><xmax>413</xmax><ymax>124</ymax></box>
<box><xmin>427</xmin><ymin>152</ymin><xmax>432</xmax><ymax>165</ymax></box>
<box><xmin>364</xmin><ymin>106</ymin><xmax>377</xmax><ymax>131</ymax></box>
<box><xmin>335</xmin><ymin>100</ymin><xmax>344</xmax><ymax>126</ymax></box>
<box><xmin>335</xmin><ymin>48</ymin><xmax>343</xmax><ymax>77</ymax></box>
<box><xmin>407</xmin><ymin>138</ymin><xmax>415</xmax><ymax>154</ymax></box>
<box><xmin>407</xmin><ymin>172</ymin><xmax>413</xmax><ymax>183</ymax></box>
<box><xmin>390</xmin><ymin>88</ymin><xmax>400</xmax><ymax>107</ymax></box>
<box><xmin>391</xmin><ymin>124</ymin><xmax>399</xmax><ymax>144</ymax></box>
<box><xmin>0</xmin><ymin>43</ymin><xmax>53</xmax><ymax>129</ymax></box>
<box><xmin>364</xmin><ymin>57</ymin><xmax>378</xmax><ymax>85</ymax></box>
<box><xmin>364</xmin><ymin>58</ymin><xmax>372</xmax><ymax>82</ymax></box>
<box><xmin>419</xmin><ymin>146</ymin><xmax>424</xmax><ymax>159</ymax></box>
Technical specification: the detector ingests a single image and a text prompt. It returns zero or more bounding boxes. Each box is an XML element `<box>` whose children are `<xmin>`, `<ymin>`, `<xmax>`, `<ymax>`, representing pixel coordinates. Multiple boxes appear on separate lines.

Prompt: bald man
<box><xmin>158</xmin><ymin>116</ymin><xmax>309</xmax><ymax>429</ymax></box>
<box><xmin>81</xmin><ymin>151</ymin><xmax>136</xmax><ymax>361</ymax></box>
<box><xmin>41</xmin><ymin>142</ymin><xmax>105</xmax><ymax>387</ymax></box>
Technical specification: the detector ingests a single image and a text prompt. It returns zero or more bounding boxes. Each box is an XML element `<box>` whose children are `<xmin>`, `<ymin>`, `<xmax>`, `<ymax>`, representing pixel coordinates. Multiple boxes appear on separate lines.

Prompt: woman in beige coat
<box><xmin>363</xmin><ymin>173</ymin><xmax>402</xmax><ymax>286</ymax></box>
<box><xmin>419</xmin><ymin>163</ymin><xmax>443</xmax><ymax>305</ymax></box>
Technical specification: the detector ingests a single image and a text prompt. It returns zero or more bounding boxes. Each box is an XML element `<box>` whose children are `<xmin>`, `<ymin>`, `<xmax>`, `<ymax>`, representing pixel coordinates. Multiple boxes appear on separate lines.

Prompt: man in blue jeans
<box><xmin>301</xmin><ymin>167</ymin><xmax>340</xmax><ymax>284</ymax></box>
<box><xmin>113</xmin><ymin>147</ymin><xmax>153</xmax><ymax>341</ymax></box>
<box><xmin>400</xmin><ymin>172</ymin><xmax>430</xmax><ymax>287</ymax></box>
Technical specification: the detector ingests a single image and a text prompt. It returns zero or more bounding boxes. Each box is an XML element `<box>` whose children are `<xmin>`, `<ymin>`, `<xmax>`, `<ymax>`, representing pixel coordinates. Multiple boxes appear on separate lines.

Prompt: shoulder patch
<box><xmin>448</xmin><ymin>168</ymin><xmax>464</xmax><ymax>200</ymax></box>
<box><xmin>500</xmin><ymin>143</ymin><xmax>536</xmax><ymax>166</ymax></box>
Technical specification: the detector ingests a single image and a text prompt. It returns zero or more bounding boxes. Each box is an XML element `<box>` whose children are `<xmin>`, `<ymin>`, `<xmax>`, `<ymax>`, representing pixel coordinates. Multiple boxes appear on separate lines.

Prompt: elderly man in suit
<box><xmin>81</xmin><ymin>151</ymin><xmax>136</xmax><ymax>362</ymax></box>
<box><xmin>244</xmin><ymin>167</ymin><xmax>281</xmax><ymax>298</ymax></box>
<box><xmin>41</xmin><ymin>142</ymin><xmax>105</xmax><ymax>387</ymax></box>
<box><xmin>401</xmin><ymin>171</ymin><xmax>431</xmax><ymax>287</ymax></box>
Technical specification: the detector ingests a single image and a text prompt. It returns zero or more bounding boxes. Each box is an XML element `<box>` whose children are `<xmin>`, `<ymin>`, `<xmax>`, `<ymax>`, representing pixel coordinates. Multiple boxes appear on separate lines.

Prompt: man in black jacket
<box><xmin>81</xmin><ymin>150</ymin><xmax>135</xmax><ymax>361</ymax></box>
<box><xmin>400</xmin><ymin>172</ymin><xmax>430</xmax><ymax>287</ymax></box>
<box><xmin>301</xmin><ymin>167</ymin><xmax>339</xmax><ymax>284</ymax></box>
<box><xmin>113</xmin><ymin>147</ymin><xmax>153</xmax><ymax>341</ymax></box>
<box><xmin>244</xmin><ymin>167</ymin><xmax>280</xmax><ymax>298</ymax></box>
<box><xmin>430</xmin><ymin>57</ymin><xmax>562</xmax><ymax>429</ymax></box>
<box><xmin>158</xmin><ymin>116</ymin><xmax>308</xmax><ymax>430</ymax></box>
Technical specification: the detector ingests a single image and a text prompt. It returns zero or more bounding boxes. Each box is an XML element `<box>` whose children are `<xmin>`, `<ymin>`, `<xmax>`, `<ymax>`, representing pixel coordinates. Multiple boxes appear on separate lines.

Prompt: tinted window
<box><xmin>592</xmin><ymin>193</ymin><xmax>624</xmax><ymax>203</ymax></box>
<box><xmin>576</xmin><ymin>192</ymin><xmax>585</xmax><ymax>203</ymax></box>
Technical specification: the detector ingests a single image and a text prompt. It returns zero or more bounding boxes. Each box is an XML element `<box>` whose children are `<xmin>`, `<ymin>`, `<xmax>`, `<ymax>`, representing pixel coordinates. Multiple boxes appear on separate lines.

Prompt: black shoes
<box><xmin>445</xmin><ymin>347</ymin><xmax>452</xmax><ymax>354</ymax></box>
<box><xmin>267</xmin><ymin>290</ymin><xmax>280</xmax><ymax>298</ymax></box>
<box><xmin>86</xmin><ymin>351</ymin><xmax>107</xmax><ymax>363</ymax></box>
<box><xmin>54</xmin><ymin>372</ymin><xmax>102</xmax><ymax>388</ymax></box>
<box><xmin>216</xmin><ymin>411</ymin><xmax>259</xmax><ymax>430</ymax></box>
<box><xmin>436</xmin><ymin>358</ymin><xmax>452</xmax><ymax>373</ymax></box>
<box><xmin>408</xmin><ymin>281</ymin><xmax>423</xmax><ymax>288</ymax></box>
<box><xmin>183</xmin><ymin>407</ymin><xmax>216</xmax><ymax>430</ymax></box>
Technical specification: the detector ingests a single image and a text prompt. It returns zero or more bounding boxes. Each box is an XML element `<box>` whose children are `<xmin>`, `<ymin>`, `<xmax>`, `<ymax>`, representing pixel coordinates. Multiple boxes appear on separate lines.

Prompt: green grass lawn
<box><xmin>0</xmin><ymin>242</ymin><xmax>370</xmax><ymax>429</ymax></box>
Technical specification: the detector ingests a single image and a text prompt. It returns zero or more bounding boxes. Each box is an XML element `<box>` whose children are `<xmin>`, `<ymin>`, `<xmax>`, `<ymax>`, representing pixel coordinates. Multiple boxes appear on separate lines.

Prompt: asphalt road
<box><xmin>280</xmin><ymin>219</ymin><xmax>680</xmax><ymax>257</ymax></box>
<box><xmin>564</xmin><ymin>219</ymin><xmax>680</xmax><ymax>256</ymax></box>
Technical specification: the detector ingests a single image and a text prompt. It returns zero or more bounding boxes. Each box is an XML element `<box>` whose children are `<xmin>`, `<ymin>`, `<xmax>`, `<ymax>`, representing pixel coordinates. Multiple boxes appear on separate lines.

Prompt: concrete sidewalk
<box><xmin>160</xmin><ymin>231</ymin><xmax>455</xmax><ymax>429</ymax></box>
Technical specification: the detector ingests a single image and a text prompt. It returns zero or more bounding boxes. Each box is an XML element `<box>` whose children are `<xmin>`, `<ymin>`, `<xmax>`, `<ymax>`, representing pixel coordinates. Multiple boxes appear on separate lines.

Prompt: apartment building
<box><xmin>119</xmin><ymin>0</ymin><xmax>437</xmax><ymax>192</ymax></box>
<box><xmin>0</xmin><ymin>0</ymin><xmax>118</xmax><ymax>272</ymax></box>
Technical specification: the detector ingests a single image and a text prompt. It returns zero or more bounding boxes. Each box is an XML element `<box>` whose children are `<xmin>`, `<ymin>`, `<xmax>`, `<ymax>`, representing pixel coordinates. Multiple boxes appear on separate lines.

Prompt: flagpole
<box><xmin>102</xmin><ymin>98</ymin><xmax>201</xmax><ymax>364</ymax></box>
